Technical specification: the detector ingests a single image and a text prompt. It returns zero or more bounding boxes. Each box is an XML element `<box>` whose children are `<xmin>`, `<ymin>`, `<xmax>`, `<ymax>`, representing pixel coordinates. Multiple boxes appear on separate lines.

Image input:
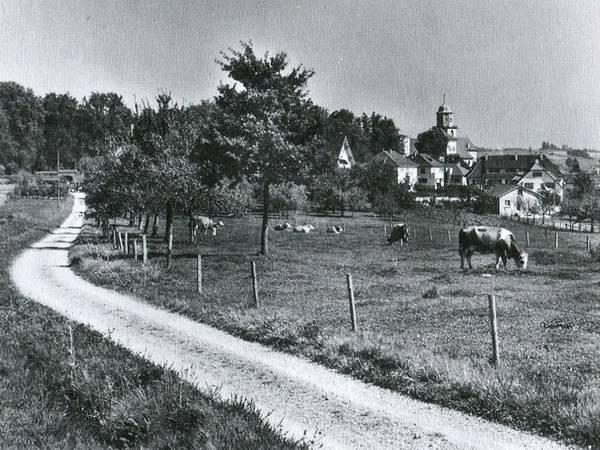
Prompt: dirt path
<box><xmin>11</xmin><ymin>194</ymin><xmax>574</xmax><ymax>449</ymax></box>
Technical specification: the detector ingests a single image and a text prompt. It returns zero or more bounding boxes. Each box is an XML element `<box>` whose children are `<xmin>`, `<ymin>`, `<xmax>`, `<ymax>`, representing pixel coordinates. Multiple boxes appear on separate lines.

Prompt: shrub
<box><xmin>422</xmin><ymin>285</ymin><xmax>439</xmax><ymax>299</ymax></box>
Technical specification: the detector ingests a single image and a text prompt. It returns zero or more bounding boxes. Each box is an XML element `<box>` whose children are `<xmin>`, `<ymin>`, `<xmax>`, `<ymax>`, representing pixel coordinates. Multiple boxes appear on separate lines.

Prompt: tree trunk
<box><xmin>128</xmin><ymin>211</ymin><xmax>135</xmax><ymax>227</ymax></box>
<box><xmin>188</xmin><ymin>209</ymin><xmax>195</xmax><ymax>244</ymax></box>
<box><xmin>260</xmin><ymin>183</ymin><xmax>270</xmax><ymax>256</ymax></box>
<box><xmin>151</xmin><ymin>214</ymin><xmax>159</xmax><ymax>238</ymax></box>
<box><xmin>143</xmin><ymin>212</ymin><xmax>151</xmax><ymax>234</ymax></box>
<box><xmin>163</xmin><ymin>203</ymin><xmax>174</xmax><ymax>243</ymax></box>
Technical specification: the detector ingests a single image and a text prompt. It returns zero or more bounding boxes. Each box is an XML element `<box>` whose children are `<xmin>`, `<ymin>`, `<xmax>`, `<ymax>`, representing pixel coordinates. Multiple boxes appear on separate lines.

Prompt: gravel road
<box><xmin>11</xmin><ymin>193</ymin><xmax>575</xmax><ymax>449</ymax></box>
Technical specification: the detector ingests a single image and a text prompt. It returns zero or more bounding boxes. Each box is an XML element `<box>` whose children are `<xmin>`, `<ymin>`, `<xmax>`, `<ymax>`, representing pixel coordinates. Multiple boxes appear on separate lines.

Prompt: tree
<box><xmin>539</xmin><ymin>190</ymin><xmax>560</xmax><ymax>225</ymax></box>
<box><xmin>214</xmin><ymin>42</ymin><xmax>319</xmax><ymax>255</ymax></box>
<box><xmin>372</xmin><ymin>182</ymin><xmax>415</xmax><ymax>221</ymax></box>
<box><xmin>572</xmin><ymin>172</ymin><xmax>594</xmax><ymax>199</ymax></box>
<box><xmin>580</xmin><ymin>192</ymin><xmax>600</xmax><ymax>233</ymax></box>
<box><xmin>39</xmin><ymin>93</ymin><xmax>80</xmax><ymax>170</ymax></box>
<box><xmin>0</xmin><ymin>82</ymin><xmax>45</xmax><ymax>173</ymax></box>
<box><xmin>362</xmin><ymin>112</ymin><xmax>401</xmax><ymax>155</ymax></box>
<box><xmin>311</xmin><ymin>166</ymin><xmax>366</xmax><ymax>216</ymax></box>
<box><xmin>415</xmin><ymin>127</ymin><xmax>448</xmax><ymax>159</ymax></box>
<box><xmin>271</xmin><ymin>183</ymin><xmax>308</xmax><ymax>217</ymax></box>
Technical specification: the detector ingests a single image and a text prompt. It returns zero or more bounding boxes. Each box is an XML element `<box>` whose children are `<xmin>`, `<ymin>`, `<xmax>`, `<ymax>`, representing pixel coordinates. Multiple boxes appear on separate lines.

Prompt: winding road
<box><xmin>11</xmin><ymin>193</ymin><xmax>574</xmax><ymax>449</ymax></box>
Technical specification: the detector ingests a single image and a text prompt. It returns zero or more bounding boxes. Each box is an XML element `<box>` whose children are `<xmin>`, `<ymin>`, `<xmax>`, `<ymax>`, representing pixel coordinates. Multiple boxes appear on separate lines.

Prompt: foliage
<box><xmin>415</xmin><ymin>127</ymin><xmax>448</xmax><ymax>159</ymax></box>
<box><xmin>372</xmin><ymin>182</ymin><xmax>415</xmax><ymax>219</ymax></box>
<box><xmin>210</xmin><ymin>178</ymin><xmax>257</xmax><ymax>218</ymax></box>
<box><xmin>270</xmin><ymin>183</ymin><xmax>308</xmax><ymax>215</ymax></box>
<box><xmin>311</xmin><ymin>166</ymin><xmax>367</xmax><ymax>215</ymax></box>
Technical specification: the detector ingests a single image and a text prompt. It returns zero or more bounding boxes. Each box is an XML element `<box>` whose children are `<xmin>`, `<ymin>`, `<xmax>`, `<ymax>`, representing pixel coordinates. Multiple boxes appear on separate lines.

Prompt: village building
<box><xmin>444</xmin><ymin>163</ymin><xmax>469</xmax><ymax>185</ymax></box>
<box><xmin>336</xmin><ymin>135</ymin><xmax>355</xmax><ymax>169</ymax></box>
<box><xmin>466</xmin><ymin>153</ymin><xmax>565</xmax><ymax>199</ymax></box>
<box><xmin>487</xmin><ymin>184</ymin><xmax>542</xmax><ymax>217</ymax></box>
<box><xmin>399</xmin><ymin>134</ymin><xmax>418</xmax><ymax>157</ymax></box>
<box><xmin>371</xmin><ymin>150</ymin><xmax>419</xmax><ymax>187</ymax></box>
<box><xmin>414</xmin><ymin>154</ymin><xmax>446</xmax><ymax>189</ymax></box>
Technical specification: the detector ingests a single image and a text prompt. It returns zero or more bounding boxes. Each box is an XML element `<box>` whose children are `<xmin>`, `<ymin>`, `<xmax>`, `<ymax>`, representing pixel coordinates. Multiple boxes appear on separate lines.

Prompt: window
<box><xmin>524</xmin><ymin>183</ymin><xmax>533</xmax><ymax>189</ymax></box>
<box><xmin>532</xmin><ymin>171</ymin><xmax>543</xmax><ymax>177</ymax></box>
<box><xmin>504</xmin><ymin>200</ymin><xmax>511</xmax><ymax>207</ymax></box>
<box><xmin>420</xmin><ymin>168</ymin><xmax>426</xmax><ymax>174</ymax></box>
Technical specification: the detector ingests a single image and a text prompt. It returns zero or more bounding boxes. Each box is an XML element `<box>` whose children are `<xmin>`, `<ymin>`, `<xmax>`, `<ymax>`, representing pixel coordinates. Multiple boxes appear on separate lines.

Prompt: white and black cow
<box><xmin>190</xmin><ymin>215</ymin><xmax>223</xmax><ymax>241</ymax></box>
<box><xmin>458</xmin><ymin>226</ymin><xmax>528</xmax><ymax>270</ymax></box>
<box><xmin>388</xmin><ymin>223</ymin><xmax>408</xmax><ymax>245</ymax></box>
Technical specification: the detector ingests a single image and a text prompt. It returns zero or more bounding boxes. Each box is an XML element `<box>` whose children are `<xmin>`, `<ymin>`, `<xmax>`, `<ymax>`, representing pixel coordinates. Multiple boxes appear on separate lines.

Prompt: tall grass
<box><xmin>72</xmin><ymin>208</ymin><xmax>600</xmax><ymax>448</ymax></box>
<box><xmin>1</xmin><ymin>198</ymin><xmax>306</xmax><ymax>449</ymax></box>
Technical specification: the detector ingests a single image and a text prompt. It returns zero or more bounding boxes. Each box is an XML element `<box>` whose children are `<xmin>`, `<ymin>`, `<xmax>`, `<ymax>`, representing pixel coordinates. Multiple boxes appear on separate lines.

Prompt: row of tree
<box><xmin>74</xmin><ymin>43</ymin><xmax>415</xmax><ymax>255</ymax></box>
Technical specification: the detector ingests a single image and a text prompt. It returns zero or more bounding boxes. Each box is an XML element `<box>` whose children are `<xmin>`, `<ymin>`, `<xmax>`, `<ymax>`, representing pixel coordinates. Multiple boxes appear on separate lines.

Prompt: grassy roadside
<box><xmin>71</xmin><ymin>208</ymin><xmax>600</xmax><ymax>449</ymax></box>
<box><xmin>0</xmin><ymin>197</ymin><xmax>307</xmax><ymax>449</ymax></box>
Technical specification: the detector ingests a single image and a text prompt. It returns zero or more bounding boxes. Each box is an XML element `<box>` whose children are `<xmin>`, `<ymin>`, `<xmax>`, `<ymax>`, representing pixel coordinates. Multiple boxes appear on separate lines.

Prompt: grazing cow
<box><xmin>458</xmin><ymin>226</ymin><xmax>528</xmax><ymax>270</ymax></box>
<box><xmin>326</xmin><ymin>225</ymin><xmax>343</xmax><ymax>234</ymax></box>
<box><xmin>274</xmin><ymin>223</ymin><xmax>292</xmax><ymax>231</ymax></box>
<box><xmin>388</xmin><ymin>223</ymin><xmax>408</xmax><ymax>245</ymax></box>
<box><xmin>293</xmin><ymin>224</ymin><xmax>315</xmax><ymax>233</ymax></box>
<box><xmin>191</xmin><ymin>215</ymin><xmax>223</xmax><ymax>241</ymax></box>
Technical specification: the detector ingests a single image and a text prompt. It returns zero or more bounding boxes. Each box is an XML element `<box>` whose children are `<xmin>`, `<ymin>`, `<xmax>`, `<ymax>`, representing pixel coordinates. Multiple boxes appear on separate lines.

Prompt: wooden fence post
<box><xmin>447</xmin><ymin>229</ymin><xmax>451</xmax><ymax>242</ymax></box>
<box><xmin>133</xmin><ymin>239</ymin><xmax>138</xmax><ymax>260</ymax></box>
<box><xmin>587</xmin><ymin>236</ymin><xmax>591</xmax><ymax>253</ymax></box>
<box><xmin>112</xmin><ymin>228</ymin><xmax>117</xmax><ymax>249</ymax></box>
<box><xmin>166</xmin><ymin>231</ymin><xmax>173</xmax><ymax>269</ymax></box>
<box><xmin>412</xmin><ymin>228</ymin><xmax>416</xmax><ymax>239</ymax></box>
<box><xmin>118</xmin><ymin>231</ymin><xmax>123</xmax><ymax>252</ymax></box>
<box><xmin>488</xmin><ymin>294</ymin><xmax>500</xmax><ymax>366</ymax></box>
<box><xmin>197</xmin><ymin>254</ymin><xmax>202</xmax><ymax>294</ymax></box>
<box><xmin>251</xmin><ymin>261</ymin><xmax>259</xmax><ymax>307</ymax></box>
<box><xmin>428</xmin><ymin>228</ymin><xmax>433</xmax><ymax>241</ymax></box>
<box><xmin>142</xmin><ymin>235</ymin><xmax>148</xmax><ymax>263</ymax></box>
<box><xmin>346</xmin><ymin>274</ymin><xmax>357</xmax><ymax>332</ymax></box>
<box><xmin>554</xmin><ymin>231</ymin><xmax>559</xmax><ymax>249</ymax></box>
<box><xmin>124</xmin><ymin>232</ymin><xmax>129</xmax><ymax>255</ymax></box>
<box><xmin>384</xmin><ymin>224</ymin><xmax>386</xmax><ymax>236</ymax></box>
<box><xmin>525</xmin><ymin>231</ymin><xmax>530</xmax><ymax>248</ymax></box>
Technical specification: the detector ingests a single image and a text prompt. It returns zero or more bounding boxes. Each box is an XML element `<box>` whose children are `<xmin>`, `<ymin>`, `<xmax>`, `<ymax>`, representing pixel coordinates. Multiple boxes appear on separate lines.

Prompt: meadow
<box><xmin>0</xmin><ymin>197</ymin><xmax>306</xmax><ymax>449</ymax></box>
<box><xmin>72</xmin><ymin>207</ymin><xmax>600</xmax><ymax>449</ymax></box>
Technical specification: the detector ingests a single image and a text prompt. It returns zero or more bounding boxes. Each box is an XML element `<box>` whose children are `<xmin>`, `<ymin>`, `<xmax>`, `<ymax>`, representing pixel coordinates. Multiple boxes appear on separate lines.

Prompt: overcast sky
<box><xmin>2</xmin><ymin>0</ymin><xmax>600</xmax><ymax>149</ymax></box>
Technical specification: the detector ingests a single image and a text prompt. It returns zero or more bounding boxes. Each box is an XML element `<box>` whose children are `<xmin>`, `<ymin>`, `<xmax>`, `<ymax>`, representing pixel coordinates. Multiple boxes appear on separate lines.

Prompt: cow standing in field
<box><xmin>458</xmin><ymin>226</ymin><xmax>528</xmax><ymax>270</ymax></box>
<box><xmin>388</xmin><ymin>223</ymin><xmax>408</xmax><ymax>245</ymax></box>
<box><xmin>190</xmin><ymin>215</ymin><xmax>223</xmax><ymax>242</ymax></box>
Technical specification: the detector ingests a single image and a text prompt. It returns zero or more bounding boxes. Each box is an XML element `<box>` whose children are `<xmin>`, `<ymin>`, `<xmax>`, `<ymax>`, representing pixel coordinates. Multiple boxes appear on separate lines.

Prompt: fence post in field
<box><xmin>112</xmin><ymin>228</ymin><xmax>117</xmax><ymax>249</ymax></box>
<box><xmin>554</xmin><ymin>231</ymin><xmax>559</xmax><ymax>248</ymax></box>
<box><xmin>133</xmin><ymin>239</ymin><xmax>138</xmax><ymax>261</ymax></box>
<box><xmin>346</xmin><ymin>273</ymin><xmax>357</xmax><ymax>332</ymax></box>
<box><xmin>197</xmin><ymin>254</ymin><xmax>202</xmax><ymax>294</ymax></box>
<box><xmin>251</xmin><ymin>261</ymin><xmax>259</xmax><ymax>307</ymax></box>
<box><xmin>488</xmin><ymin>294</ymin><xmax>500</xmax><ymax>366</ymax></box>
<box><xmin>447</xmin><ymin>229</ymin><xmax>451</xmax><ymax>242</ymax></box>
<box><xmin>525</xmin><ymin>231</ymin><xmax>530</xmax><ymax>248</ymax></box>
<box><xmin>428</xmin><ymin>228</ymin><xmax>433</xmax><ymax>241</ymax></box>
<box><xmin>587</xmin><ymin>236</ymin><xmax>591</xmax><ymax>253</ymax></box>
<box><xmin>142</xmin><ymin>235</ymin><xmax>148</xmax><ymax>263</ymax></box>
<box><xmin>544</xmin><ymin>227</ymin><xmax>548</xmax><ymax>239</ymax></box>
<box><xmin>413</xmin><ymin>228</ymin><xmax>416</xmax><ymax>239</ymax></box>
<box><xmin>118</xmin><ymin>231</ymin><xmax>123</xmax><ymax>252</ymax></box>
<box><xmin>384</xmin><ymin>224</ymin><xmax>386</xmax><ymax>236</ymax></box>
<box><xmin>166</xmin><ymin>231</ymin><xmax>173</xmax><ymax>270</ymax></box>
<box><xmin>124</xmin><ymin>232</ymin><xmax>129</xmax><ymax>255</ymax></box>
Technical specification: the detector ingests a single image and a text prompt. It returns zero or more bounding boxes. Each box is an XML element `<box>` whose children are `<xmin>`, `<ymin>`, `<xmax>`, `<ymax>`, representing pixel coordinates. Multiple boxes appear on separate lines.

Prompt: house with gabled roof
<box><xmin>487</xmin><ymin>184</ymin><xmax>542</xmax><ymax>217</ymax></box>
<box><xmin>337</xmin><ymin>135</ymin><xmax>355</xmax><ymax>169</ymax></box>
<box><xmin>467</xmin><ymin>153</ymin><xmax>565</xmax><ymax>199</ymax></box>
<box><xmin>414</xmin><ymin>153</ymin><xmax>446</xmax><ymax>189</ymax></box>
<box><xmin>371</xmin><ymin>150</ymin><xmax>419</xmax><ymax>187</ymax></box>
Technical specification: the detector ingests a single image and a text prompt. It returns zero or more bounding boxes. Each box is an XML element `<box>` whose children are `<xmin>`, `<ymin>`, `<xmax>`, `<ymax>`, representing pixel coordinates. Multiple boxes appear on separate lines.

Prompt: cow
<box><xmin>327</xmin><ymin>225</ymin><xmax>343</xmax><ymax>234</ymax></box>
<box><xmin>274</xmin><ymin>223</ymin><xmax>292</xmax><ymax>231</ymax></box>
<box><xmin>458</xmin><ymin>226</ymin><xmax>528</xmax><ymax>270</ymax></box>
<box><xmin>388</xmin><ymin>223</ymin><xmax>408</xmax><ymax>245</ymax></box>
<box><xmin>293</xmin><ymin>224</ymin><xmax>315</xmax><ymax>233</ymax></box>
<box><xmin>190</xmin><ymin>215</ymin><xmax>223</xmax><ymax>241</ymax></box>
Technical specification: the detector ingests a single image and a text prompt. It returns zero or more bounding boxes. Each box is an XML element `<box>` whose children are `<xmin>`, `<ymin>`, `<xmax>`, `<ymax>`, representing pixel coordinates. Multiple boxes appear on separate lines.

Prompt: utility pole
<box><xmin>56</xmin><ymin>148</ymin><xmax>60</xmax><ymax>208</ymax></box>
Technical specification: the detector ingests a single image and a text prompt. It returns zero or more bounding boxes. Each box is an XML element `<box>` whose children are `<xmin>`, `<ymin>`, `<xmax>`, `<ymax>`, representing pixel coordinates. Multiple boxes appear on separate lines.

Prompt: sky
<box><xmin>2</xmin><ymin>0</ymin><xmax>600</xmax><ymax>149</ymax></box>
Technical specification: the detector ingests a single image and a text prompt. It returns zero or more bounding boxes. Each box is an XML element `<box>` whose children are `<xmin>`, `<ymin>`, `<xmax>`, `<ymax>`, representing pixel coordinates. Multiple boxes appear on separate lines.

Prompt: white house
<box><xmin>337</xmin><ymin>135</ymin><xmax>355</xmax><ymax>169</ymax></box>
<box><xmin>414</xmin><ymin>154</ymin><xmax>446</xmax><ymax>189</ymax></box>
<box><xmin>488</xmin><ymin>184</ymin><xmax>542</xmax><ymax>217</ymax></box>
<box><xmin>372</xmin><ymin>150</ymin><xmax>419</xmax><ymax>188</ymax></box>
<box><xmin>518</xmin><ymin>160</ymin><xmax>565</xmax><ymax>200</ymax></box>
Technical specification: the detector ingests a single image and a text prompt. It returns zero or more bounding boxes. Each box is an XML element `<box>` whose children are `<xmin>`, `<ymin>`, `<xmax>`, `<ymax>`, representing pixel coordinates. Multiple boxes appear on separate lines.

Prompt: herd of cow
<box><xmin>192</xmin><ymin>215</ymin><xmax>529</xmax><ymax>271</ymax></box>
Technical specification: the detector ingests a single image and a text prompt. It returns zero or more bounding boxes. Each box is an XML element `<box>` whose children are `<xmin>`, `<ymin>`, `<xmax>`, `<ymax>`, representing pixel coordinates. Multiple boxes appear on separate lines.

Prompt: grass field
<box><xmin>0</xmin><ymin>197</ymin><xmax>307</xmax><ymax>449</ymax></box>
<box><xmin>72</xmin><ymin>207</ymin><xmax>600</xmax><ymax>448</ymax></box>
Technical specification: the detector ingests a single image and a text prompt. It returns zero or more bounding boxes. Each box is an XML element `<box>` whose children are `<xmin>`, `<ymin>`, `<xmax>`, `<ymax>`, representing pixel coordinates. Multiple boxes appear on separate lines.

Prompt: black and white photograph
<box><xmin>1</xmin><ymin>1</ymin><xmax>599</xmax><ymax>448</ymax></box>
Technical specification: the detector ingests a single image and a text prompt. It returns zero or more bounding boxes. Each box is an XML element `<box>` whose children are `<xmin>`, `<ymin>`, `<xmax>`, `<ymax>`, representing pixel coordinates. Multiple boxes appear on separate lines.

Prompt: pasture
<box><xmin>72</xmin><ymin>207</ymin><xmax>600</xmax><ymax>448</ymax></box>
<box><xmin>0</xmin><ymin>197</ymin><xmax>306</xmax><ymax>449</ymax></box>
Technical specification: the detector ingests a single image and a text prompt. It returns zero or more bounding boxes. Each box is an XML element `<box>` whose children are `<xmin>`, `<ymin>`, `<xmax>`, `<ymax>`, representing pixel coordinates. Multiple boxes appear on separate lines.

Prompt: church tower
<box><xmin>436</xmin><ymin>95</ymin><xmax>457</xmax><ymax>137</ymax></box>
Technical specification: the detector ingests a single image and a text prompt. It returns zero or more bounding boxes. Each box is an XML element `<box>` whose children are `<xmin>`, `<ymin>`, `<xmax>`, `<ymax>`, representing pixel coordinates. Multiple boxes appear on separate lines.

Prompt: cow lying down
<box><xmin>293</xmin><ymin>224</ymin><xmax>315</xmax><ymax>233</ymax></box>
<box><xmin>274</xmin><ymin>223</ymin><xmax>292</xmax><ymax>231</ymax></box>
<box><xmin>458</xmin><ymin>226</ymin><xmax>528</xmax><ymax>270</ymax></box>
